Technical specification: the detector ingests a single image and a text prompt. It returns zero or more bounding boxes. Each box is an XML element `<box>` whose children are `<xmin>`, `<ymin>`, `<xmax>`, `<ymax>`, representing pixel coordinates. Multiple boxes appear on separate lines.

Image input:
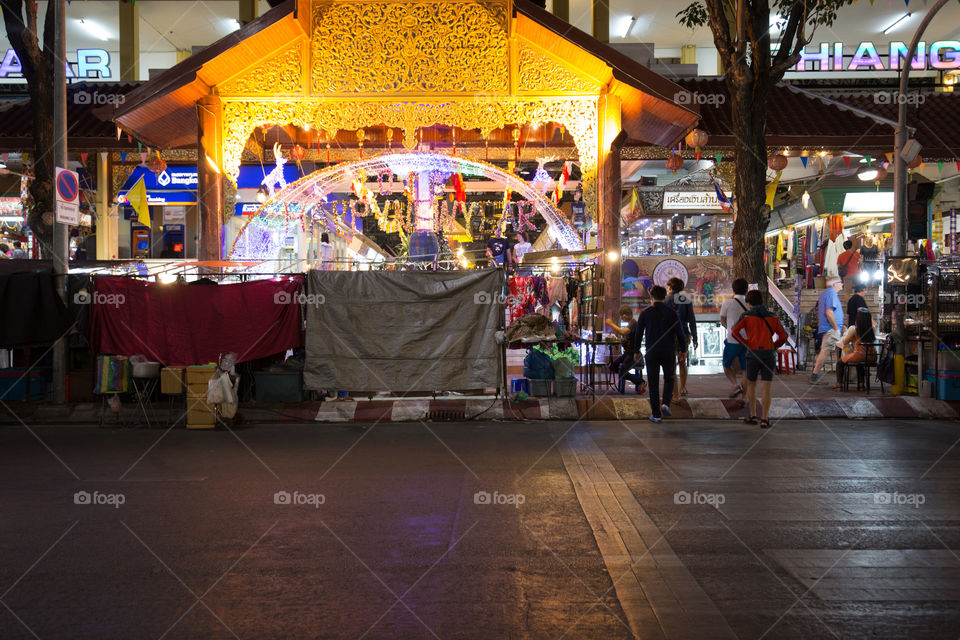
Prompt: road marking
<box><xmin>559</xmin><ymin>430</ymin><xmax>737</xmax><ymax>639</ymax></box>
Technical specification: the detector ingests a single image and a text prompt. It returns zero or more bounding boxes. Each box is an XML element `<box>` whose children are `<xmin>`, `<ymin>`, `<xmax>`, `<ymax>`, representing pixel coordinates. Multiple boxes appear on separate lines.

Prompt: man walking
<box><xmin>719</xmin><ymin>278</ymin><xmax>749</xmax><ymax>399</ymax></box>
<box><xmin>810</xmin><ymin>277</ymin><xmax>845</xmax><ymax>384</ymax></box>
<box><xmin>633</xmin><ymin>285</ymin><xmax>686</xmax><ymax>423</ymax></box>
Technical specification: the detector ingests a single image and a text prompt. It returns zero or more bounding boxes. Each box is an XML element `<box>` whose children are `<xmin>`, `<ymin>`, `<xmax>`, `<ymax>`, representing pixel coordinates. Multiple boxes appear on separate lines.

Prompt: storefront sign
<box><xmin>652</xmin><ymin>259</ymin><xmax>689</xmax><ymax>287</ymax></box>
<box><xmin>622</xmin><ymin>256</ymin><xmax>734</xmax><ymax>314</ymax></box>
<box><xmin>234</xmin><ymin>203</ymin><xmax>262</xmax><ymax>215</ymax></box>
<box><xmin>572</xmin><ymin>201</ymin><xmax>587</xmax><ymax>228</ymax></box>
<box><xmin>163</xmin><ymin>208</ymin><xmax>186</xmax><ymax>224</ymax></box>
<box><xmin>663</xmin><ymin>190</ymin><xmax>730</xmax><ymax>211</ymax></box>
<box><xmin>120</xmin><ymin>191</ymin><xmax>196</xmax><ymax>216</ymax></box>
<box><xmin>0</xmin><ymin>48</ymin><xmax>111</xmax><ymax>79</ymax></box>
<box><xmin>791</xmin><ymin>41</ymin><xmax>960</xmax><ymax>72</ymax></box>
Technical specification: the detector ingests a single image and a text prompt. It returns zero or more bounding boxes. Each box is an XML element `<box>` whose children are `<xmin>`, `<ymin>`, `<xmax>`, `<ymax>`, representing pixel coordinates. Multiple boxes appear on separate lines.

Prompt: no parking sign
<box><xmin>55</xmin><ymin>167</ymin><xmax>80</xmax><ymax>225</ymax></box>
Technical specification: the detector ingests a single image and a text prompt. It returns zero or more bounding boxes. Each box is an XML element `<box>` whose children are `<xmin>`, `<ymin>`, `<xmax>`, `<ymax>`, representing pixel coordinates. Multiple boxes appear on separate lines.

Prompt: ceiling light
<box><xmin>802</xmin><ymin>190</ymin><xmax>810</xmax><ymax>208</ymax></box>
<box><xmin>623</xmin><ymin>16</ymin><xmax>639</xmax><ymax>39</ymax></box>
<box><xmin>226</xmin><ymin>18</ymin><xmax>241</xmax><ymax>30</ymax></box>
<box><xmin>882</xmin><ymin>12</ymin><xmax>911</xmax><ymax>35</ymax></box>
<box><xmin>256</xmin><ymin>185</ymin><xmax>268</xmax><ymax>203</ymax></box>
<box><xmin>78</xmin><ymin>19</ymin><xmax>110</xmax><ymax>41</ymax></box>
<box><xmin>857</xmin><ymin>166</ymin><xmax>880</xmax><ymax>181</ymax></box>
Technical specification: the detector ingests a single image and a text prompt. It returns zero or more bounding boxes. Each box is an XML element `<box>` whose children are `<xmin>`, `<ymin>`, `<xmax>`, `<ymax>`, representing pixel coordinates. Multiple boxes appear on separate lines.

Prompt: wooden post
<box><xmin>96</xmin><ymin>151</ymin><xmax>118</xmax><ymax>260</ymax></box>
<box><xmin>592</xmin><ymin>0</ymin><xmax>609</xmax><ymax>43</ymax></box>
<box><xmin>598</xmin><ymin>94</ymin><xmax>624</xmax><ymax>326</ymax></box>
<box><xmin>197</xmin><ymin>95</ymin><xmax>223</xmax><ymax>262</ymax></box>
<box><xmin>553</xmin><ymin>0</ymin><xmax>569</xmax><ymax>22</ymax></box>
<box><xmin>118</xmin><ymin>0</ymin><xmax>139</xmax><ymax>81</ymax></box>
<box><xmin>239</xmin><ymin>0</ymin><xmax>258</xmax><ymax>25</ymax></box>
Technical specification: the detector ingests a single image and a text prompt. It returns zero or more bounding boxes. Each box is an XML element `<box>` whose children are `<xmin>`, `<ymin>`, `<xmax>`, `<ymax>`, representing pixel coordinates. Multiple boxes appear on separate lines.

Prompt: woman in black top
<box><xmin>846</xmin><ymin>282</ymin><xmax>867</xmax><ymax>328</ymax></box>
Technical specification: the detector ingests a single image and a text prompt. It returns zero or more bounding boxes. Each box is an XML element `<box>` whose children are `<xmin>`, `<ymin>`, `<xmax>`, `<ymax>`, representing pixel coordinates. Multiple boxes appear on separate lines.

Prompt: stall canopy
<box><xmin>303</xmin><ymin>270</ymin><xmax>503</xmax><ymax>392</ymax></box>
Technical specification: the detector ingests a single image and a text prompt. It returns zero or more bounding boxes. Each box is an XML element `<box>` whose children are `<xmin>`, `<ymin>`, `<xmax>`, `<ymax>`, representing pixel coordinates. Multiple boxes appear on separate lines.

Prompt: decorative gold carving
<box><xmin>518</xmin><ymin>44</ymin><xmax>597</xmax><ymax>93</ymax></box>
<box><xmin>222</xmin><ymin>97</ymin><xmax>600</xmax><ymax>215</ymax></box>
<box><xmin>220</xmin><ymin>44</ymin><xmax>303</xmax><ymax>95</ymax></box>
<box><xmin>310</xmin><ymin>0</ymin><xmax>509</xmax><ymax>94</ymax></box>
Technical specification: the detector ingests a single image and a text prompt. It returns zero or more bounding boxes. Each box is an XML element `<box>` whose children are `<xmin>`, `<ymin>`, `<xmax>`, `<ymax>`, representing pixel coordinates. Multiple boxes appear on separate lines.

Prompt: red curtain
<box><xmin>90</xmin><ymin>276</ymin><xmax>303</xmax><ymax>366</ymax></box>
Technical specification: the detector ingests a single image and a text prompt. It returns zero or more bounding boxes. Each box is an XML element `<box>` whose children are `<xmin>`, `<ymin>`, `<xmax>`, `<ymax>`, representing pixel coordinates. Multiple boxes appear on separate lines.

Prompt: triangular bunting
<box><xmin>843</xmin><ymin>156</ymin><xmax>850</xmax><ymax>168</ymax></box>
<box><xmin>80</xmin><ymin>152</ymin><xmax>88</xmax><ymax>164</ymax></box>
<box><xmin>800</xmin><ymin>156</ymin><xmax>808</xmax><ymax>168</ymax></box>
<box><xmin>939</xmin><ymin>162</ymin><xmax>944</xmax><ymax>173</ymax></box>
<box><xmin>120</xmin><ymin>152</ymin><xmax>127</xmax><ymax>163</ymax></box>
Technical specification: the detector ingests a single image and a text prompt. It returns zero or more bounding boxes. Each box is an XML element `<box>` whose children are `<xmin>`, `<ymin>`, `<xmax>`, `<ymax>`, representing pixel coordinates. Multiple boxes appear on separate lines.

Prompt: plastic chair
<box><xmin>776</xmin><ymin>348</ymin><xmax>796</xmax><ymax>375</ymax></box>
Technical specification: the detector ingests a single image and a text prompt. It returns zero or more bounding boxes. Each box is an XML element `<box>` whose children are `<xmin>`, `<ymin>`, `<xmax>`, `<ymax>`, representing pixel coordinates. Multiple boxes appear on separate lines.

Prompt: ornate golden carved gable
<box><xmin>310</xmin><ymin>0</ymin><xmax>510</xmax><ymax>95</ymax></box>
<box><xmin>518</xmin><ymin>43</ymin><xmax>598</xmax><ymax>93</ymax></box>
<box><xmin>219</xmin><ymin>43</ymin><xmax>303</xmax><ymax>95</ymax></box>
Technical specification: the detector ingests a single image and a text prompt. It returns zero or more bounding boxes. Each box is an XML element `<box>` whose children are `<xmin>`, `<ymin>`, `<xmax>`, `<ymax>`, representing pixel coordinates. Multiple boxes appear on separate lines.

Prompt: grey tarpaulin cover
<box><xmin>304</xmin><ymin>270</ymin><xmax>503</xmax><ymax>392</ymax></box>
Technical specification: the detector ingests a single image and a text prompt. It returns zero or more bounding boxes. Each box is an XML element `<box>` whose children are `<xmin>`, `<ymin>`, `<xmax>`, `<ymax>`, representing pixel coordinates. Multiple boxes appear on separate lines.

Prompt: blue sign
<box><xmin>234</xmin><ymin>203</ymin><xmax>262</xmax><ymax>216</ymax></box>
<box><xmin>121</xmin><ymin>164</ymin><xmax>310</xmax><ymax>192</ymax></box>
<box><xmin>572</xmin><ymin>201</ymin><xmax>587</xmax><ymax>228</ymax></box>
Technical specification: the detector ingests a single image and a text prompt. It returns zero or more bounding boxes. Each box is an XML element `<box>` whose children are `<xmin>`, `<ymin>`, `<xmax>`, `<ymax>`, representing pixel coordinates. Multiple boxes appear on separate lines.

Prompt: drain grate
<box><xmin>427</xmin><ymin>410</ymin><xmax>466</xmax><ymax>421</ymax></box>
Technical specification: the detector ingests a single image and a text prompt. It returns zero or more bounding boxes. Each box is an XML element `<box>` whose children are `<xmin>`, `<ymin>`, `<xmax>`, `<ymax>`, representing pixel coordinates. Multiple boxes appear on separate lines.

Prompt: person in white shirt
<box><xmin>719</xmin><ymin>278</ymin><xmax>749</xmax><ymax>399</ymax></box>
<box><xmin>512</xmin><ymin>231</ymin><xmax>533</xmax><ymax>275</ymax></box>
<box><xmin>319</xmin><ymin>232</ymin><xmax>334</xmax><ymax>271</ymax></box>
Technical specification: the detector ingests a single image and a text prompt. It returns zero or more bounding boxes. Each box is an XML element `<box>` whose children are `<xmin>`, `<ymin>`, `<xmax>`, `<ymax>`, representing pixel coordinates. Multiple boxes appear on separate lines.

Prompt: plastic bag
<box><xmin>523</xmin><ymin>348</ymin><xmax>554</xmax><ymax>380</ymax></box>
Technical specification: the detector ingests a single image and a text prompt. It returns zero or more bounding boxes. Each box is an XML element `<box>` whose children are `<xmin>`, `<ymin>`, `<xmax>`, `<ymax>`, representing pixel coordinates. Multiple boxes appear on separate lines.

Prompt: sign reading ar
<box><xmin>0</xmin><ymin>48</ymin><xmax>111</xmax><ymax>79</ymax></box>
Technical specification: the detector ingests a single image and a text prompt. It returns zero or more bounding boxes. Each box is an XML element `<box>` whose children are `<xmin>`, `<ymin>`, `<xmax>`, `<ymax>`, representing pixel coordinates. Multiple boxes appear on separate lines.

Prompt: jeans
<box><xmin>613</xmin><ymin>354</ymin><xmax>644</xmax><ymax>393</ymax></box>
<box><xmin>645</xmin><ymin>351</ymin><xmax>676</xmax><ymax>418</ymax></box>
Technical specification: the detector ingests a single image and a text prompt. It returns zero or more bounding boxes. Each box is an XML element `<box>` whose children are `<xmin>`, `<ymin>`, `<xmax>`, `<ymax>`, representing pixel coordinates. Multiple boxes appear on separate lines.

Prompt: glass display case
<box><xmin>623</xmin><ymin>214</ymin><xmax>733</xmax><ymax>258</ymax></box>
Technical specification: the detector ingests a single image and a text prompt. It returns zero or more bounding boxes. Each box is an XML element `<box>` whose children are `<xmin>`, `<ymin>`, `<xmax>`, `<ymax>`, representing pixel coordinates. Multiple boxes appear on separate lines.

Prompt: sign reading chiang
<box><xmin>787</xmin><ymin>41</ymin><xmax>960</xmax><ymax>72</ymax></box>
<box><xmin>663</xmin><ymin>190</ymin><xmax>731</xmax><ymax>211</ymax></box>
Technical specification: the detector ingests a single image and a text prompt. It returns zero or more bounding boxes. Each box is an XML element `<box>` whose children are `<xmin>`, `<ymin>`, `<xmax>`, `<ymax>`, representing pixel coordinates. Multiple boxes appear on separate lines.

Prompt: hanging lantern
<box><xmin>768</xmin><ymin>154</ymin><xmax>788</xmax><ymax>172</ymax></box>
<box><xmin>685</xmin><ymin>129</ymin><xmax>709</xmax><ymax>162</ymax></box>
<box><xmin>908</xmin><ymin>154</ymin><xmax>923</xmax><ymax>170</ymax></box>
<box><xmin>665</xmin><ymin>153</ymin><xmax>684</xmax><ymax>174</ymax></box>
<box><xmin>290</xmin><ymin>144</ymin><xmax>306</xmax><ymax>162</ymax></box>
<box><xmin>146</xmin><ymin>151</ymin><xmax>167</xmax><ymax>175</ymax></box>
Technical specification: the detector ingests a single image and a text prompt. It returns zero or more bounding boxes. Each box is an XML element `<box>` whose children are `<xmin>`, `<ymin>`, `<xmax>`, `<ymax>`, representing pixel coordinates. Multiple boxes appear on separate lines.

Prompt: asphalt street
<box><xmin>1</xmin><ymin>417</ymin><xmax>958</xmax><ymax>639</ymax></box>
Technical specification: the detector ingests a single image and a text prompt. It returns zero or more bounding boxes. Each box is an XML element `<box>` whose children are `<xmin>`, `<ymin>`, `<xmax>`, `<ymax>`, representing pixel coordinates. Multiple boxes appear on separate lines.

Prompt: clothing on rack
<box><xmin>507</xmin><ymin>276</ymin><xmax>536</xmax><ymax>324</ymax></box>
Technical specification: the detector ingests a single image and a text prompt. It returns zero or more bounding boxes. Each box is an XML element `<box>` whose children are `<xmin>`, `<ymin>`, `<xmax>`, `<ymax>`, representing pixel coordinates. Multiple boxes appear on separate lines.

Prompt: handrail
<box><xmin>766</xmin><ymin>277</ymin><xmax>798</xmax><ymax>325</ymax></box>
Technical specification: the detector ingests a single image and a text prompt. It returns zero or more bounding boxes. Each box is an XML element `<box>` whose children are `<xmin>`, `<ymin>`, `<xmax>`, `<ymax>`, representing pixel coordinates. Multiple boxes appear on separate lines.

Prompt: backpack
<box><xmin>876</xmin><ymin>335</ymin><xmax>895</xmax><ymax>385</ymax></box>
<box><xmin>523</xmin><ymin>348</ymin><xmax>554</xmax><ymax>380</ymax></box>
<box><xmin>837</xmin><ymin>252</ymin><xmax>853</xmax><ymax>277</ymax></box>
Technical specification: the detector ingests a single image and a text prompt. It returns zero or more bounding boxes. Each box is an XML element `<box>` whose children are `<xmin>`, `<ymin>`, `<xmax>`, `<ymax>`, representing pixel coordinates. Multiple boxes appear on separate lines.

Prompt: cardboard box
<box><xmin>160</xmin><ymin>367</ymin><xmax>185</xmax><ymax>395</ymax></box>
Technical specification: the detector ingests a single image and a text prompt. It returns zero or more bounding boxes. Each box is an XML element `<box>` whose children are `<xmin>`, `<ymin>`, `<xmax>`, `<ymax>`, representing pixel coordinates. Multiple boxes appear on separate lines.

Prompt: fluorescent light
<box><xmin>78</xmin><ymin>19</ymin><xmax>110</xmax><ymax>41</ymax></box>
<box><xmin>882</xmin><ymin>12</ymin><xmax>911</xmax><ymax>35</ymax></box>
<box><xmin>857</xmin><ymin>166</ymin><xmax>880</xmax><ymax>181</ymax></box>
<box><xmin>843</xmin><ymin>192</ymin><xmax>894</xmax><ymax>213</ymax></box>
<box><xmin>622</xmin><ymin>16</ymin><xmax>639</xmax><ymax>39</ymax></box>
<box><xmin>226</xmin><ymin>18</ymin><xmax>241</xmax><ymax>30</ymax></box>
<box><xmin>801</xmin><ymin>190</ymin><xmax>810</xmax><ymax>208</ymax></box>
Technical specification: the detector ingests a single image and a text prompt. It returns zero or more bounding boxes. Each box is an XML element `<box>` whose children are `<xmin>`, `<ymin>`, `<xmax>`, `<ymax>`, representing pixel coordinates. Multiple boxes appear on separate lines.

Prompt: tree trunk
<box><xmin>728</xmin><ymin>81</ymin><xmax>771</xmax><ymax>294</ymax></box>
<box><xmin>26</xmin><ymin>77</ymin><xmax>55</xmax><ymax>256</ymax></box>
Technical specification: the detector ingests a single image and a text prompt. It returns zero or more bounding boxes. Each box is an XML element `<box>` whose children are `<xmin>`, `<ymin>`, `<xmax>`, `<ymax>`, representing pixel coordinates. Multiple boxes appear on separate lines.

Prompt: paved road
<box><xmin>0</xmin><ymin>418</ymin><xmax>958</xmax><ymax>639</ymax></box>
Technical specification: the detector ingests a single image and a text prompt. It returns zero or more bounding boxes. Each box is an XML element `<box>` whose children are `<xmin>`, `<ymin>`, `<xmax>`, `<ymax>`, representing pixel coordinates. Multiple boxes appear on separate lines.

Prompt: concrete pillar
<box><xmin>118</xmin><ymin>0</ymin><xmax>139</xmax><ymax>82</ymax></box>
<box><xmin>239</xmin><ymin>0</ymin><xmax>258</xmax><ymax>25</ymax></box>
<box><xmin>552</xmin><ymin>0</ymin><xmax>569</xmax><ymax>22</ymax></box>
<box><xmin>96</xmin><ymin>151</ymin><xmax>118</xmax><ymax>260</ymax></box>
<box><xmin>598</xmin><ymin>94</ymin><xmax>623</xmax><ymax>326</ymax></box>
<box><xmin>592</xmin><ymin>0</ymin><xmax>609</xmax><ymax>43</ymax></box>
<box><xmin>197</xmin><ymin>95</ymin><xmax>223</xmax><ymax>262</ymax></box>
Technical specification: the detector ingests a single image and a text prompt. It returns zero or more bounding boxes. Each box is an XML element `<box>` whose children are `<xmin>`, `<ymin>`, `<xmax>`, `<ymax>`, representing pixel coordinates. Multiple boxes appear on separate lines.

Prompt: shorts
<box><xmin>745</xmin><ymin>352</ymin><xmax>776</xmax><ymax>382</ymax></box>
<box><xmin>818</xmin><ymin>328</ymin><xmax>842</xmax><ymax>354</ymax></box>
<box><xmin>722</xmin><ymin>342</ymin><xmax>747</xmax><ymax>370</ymax></box>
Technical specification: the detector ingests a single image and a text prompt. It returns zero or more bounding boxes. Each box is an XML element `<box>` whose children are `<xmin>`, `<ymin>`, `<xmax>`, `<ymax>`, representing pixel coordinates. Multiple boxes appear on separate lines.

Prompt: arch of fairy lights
<box><xmin>229</xmin><ymin>152</ymin><xmax>583</xmax><ymax>260</ymax></box>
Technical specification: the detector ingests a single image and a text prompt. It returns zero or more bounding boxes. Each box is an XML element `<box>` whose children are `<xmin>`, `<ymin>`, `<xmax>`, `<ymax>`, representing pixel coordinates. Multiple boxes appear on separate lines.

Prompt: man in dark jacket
<box><xmin>634</xmin><ymin>285</ymin><xmax>687</xmax><ymax>423</ymax></box>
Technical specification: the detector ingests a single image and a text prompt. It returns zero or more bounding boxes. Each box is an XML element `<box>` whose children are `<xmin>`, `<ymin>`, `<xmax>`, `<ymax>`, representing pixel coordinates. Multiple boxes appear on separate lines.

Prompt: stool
<box><xmin>510</xmin><ymin>378</ymin><xmax>531</xmax><ymax>395</ymax></box>
<box><xmin>776</xmin><ymin>349</ymin><xmax>796</xmax><ymax>375</ymax></box>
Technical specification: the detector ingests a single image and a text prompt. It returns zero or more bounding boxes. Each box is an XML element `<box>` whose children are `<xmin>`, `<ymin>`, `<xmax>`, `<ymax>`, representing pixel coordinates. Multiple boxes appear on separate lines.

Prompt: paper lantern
<box><xmin>665</xmin><ymin>153</ymin><xmax>684</xmax><ymax>174</ymax></box>
<box><xmin>685</xmin><ymin>129</ymin><xmax>709</xmax><ymax>162</ymax></box>
<box><xmin>146</xmin><ymin>151</ymin><xmax>167</xmax><ymax>175</ymax></box>
<box><xmin>290</xmin><ymin>144</ymin><xmax>307</xmax><ymax>162</ymax></box>
<box><xmin>768</xmin><ymin>154</ymin><xmax>788</xmax><ymax>172</ymax></box>
<box><xmin>908</xmin><ymin>155</ymin><xmax>923</xmax><ymax>170</ymax></box>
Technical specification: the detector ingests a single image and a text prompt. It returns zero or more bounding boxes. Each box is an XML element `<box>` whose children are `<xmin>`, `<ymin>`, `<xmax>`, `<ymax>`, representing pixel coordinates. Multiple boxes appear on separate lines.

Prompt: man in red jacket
<box><xmin>730</xmin><ymin>290</ymin><xmax>789</xmax><ymax>428</ymax></box>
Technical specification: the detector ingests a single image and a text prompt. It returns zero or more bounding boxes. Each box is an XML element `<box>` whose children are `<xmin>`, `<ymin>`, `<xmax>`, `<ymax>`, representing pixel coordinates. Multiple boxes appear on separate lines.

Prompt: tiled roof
<box><xmin>0</xmin><ymin>82</ymin><xmax>142</xmax><ymax>151</ymax></box>
<box><xmin>826</xmin><ymin>92</ymin><xmax>960</xmax><ymax>160</ymax></box>
<box><xmin>667</xmin><ymin>78</ymin><xmax>897</xmax><ymax>153</ymax></box>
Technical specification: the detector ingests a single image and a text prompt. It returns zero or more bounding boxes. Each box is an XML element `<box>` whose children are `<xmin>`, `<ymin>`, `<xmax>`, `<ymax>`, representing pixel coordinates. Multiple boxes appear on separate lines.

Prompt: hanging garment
<box><xmin>823</xmin><ymin>234</ymin><xmax>845</xmax><ymax>277</ymax></box>
<box><xmin>532</xmin><ymin>276</ymin><xmax>549</xmax><ymax>310</ymax></box>
<box><xmin>546</xmin><ymin>276</ymin><xmax>568</xmax><ymax>310</ymax></box>
<box><xmin>507</xmin><ymin>276</ymin><xmax>536</xmax><ymax>324</ymax></box>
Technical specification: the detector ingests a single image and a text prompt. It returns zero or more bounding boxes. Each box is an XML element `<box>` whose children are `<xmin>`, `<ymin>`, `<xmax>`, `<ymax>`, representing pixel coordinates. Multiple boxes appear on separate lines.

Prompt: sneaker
<box><xmin>637</xmin><ymin>381</ymin><xmax>648</xmax><ymax>395</ymax></box>
<box><xmin>649</xmin><ymin>415</ymin><xmax>662</xmax><ymax>423</ymax></box>
<box><xmin>809</xmin><ymin>373</ymin><xmax>821</xmax><ymax>384</ymax></box>
<box><xmin>729</xmin><ymin>385</ymin><xmax>744</xmax><ymax>398</ymax></box>
<box><xmin>661</xmin><ymin>404</ymin><xmax>672</xmax><ymax>418</ymax></box>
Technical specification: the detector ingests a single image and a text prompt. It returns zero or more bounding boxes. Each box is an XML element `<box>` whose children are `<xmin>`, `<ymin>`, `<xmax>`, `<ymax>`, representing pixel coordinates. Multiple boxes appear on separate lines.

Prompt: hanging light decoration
<box><xmin>665</xmin><ymin>153</ymin><xmax>684</xmax><ymax>174</ymax></box>
<box><xmin>684</xmin><ymin>129</ymin><xmax>709</xmax><ymax>162</ymax></box>
<box><xmin>768</xmin><ymin>154</ymin><xmax>788</xmax><ymax>172</ymax></box>
<box><xmin>908</xmin><ymin>154</ymin><xmax>923</xmax><ymax>171</ymax></box>
<box><xmin>290</xmin><ymin>144</ymin><xmax>306</xmax><ymax>162</ymax></box>
<box><xmin>146</xmin><ymin>150</ymin><xmax>167</xmax><ymax>175</ymax></box>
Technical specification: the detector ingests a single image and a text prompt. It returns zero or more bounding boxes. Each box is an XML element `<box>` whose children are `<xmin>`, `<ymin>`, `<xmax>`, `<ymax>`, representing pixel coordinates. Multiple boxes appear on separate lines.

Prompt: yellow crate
<box><xmin>160</xmin><ymin>368</ymin><xmax>185</xmax><ymax>395</ymax></box>
<box><xmin>185</xmin><ymin>365</ymin><xmax>217</xmax><ymax>384</ymax></box>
